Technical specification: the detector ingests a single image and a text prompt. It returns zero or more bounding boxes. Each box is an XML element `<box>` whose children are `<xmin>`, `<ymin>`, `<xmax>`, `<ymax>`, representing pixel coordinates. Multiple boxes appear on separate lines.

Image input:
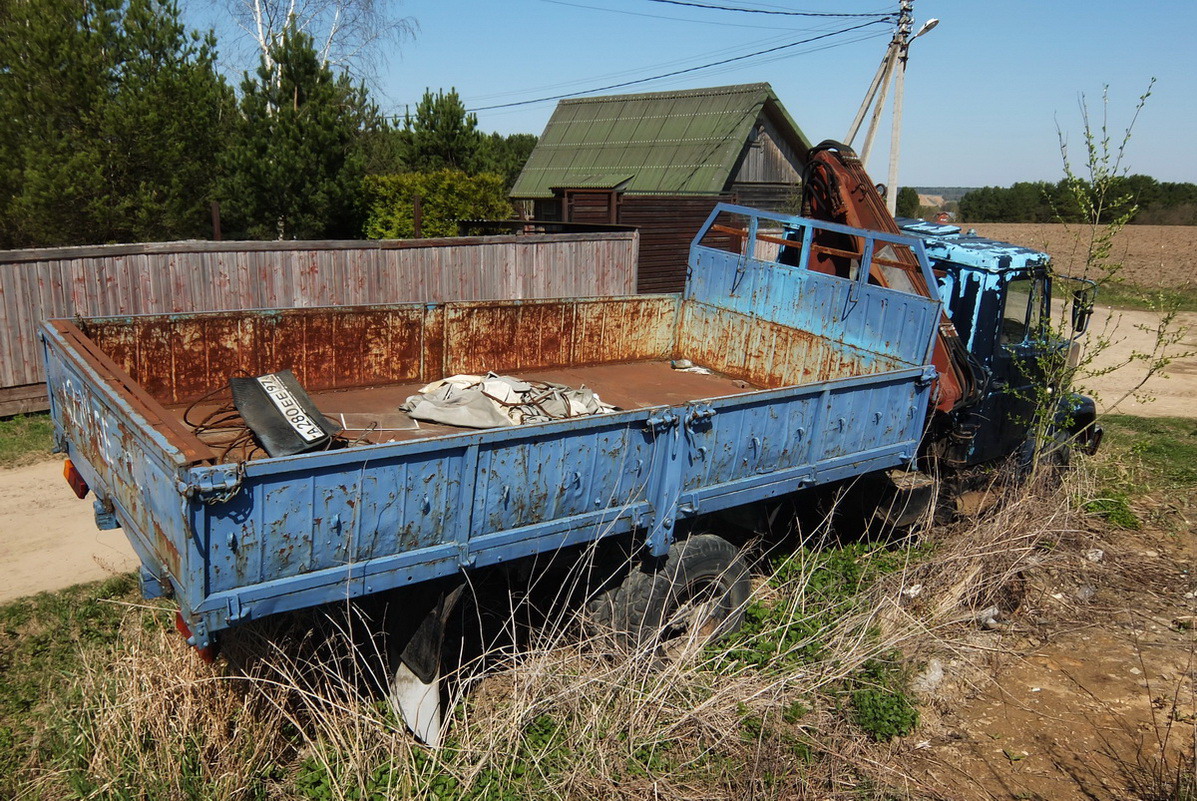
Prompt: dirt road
<box><xmin>0</xmin><ymin>458</ymin><xmax>138</xmax><ymax>603</ymax></box>
<box><xmin>1079</xmin><ymin>305</ymin><xmax>1197</xmax><ymax>417</ymax></box>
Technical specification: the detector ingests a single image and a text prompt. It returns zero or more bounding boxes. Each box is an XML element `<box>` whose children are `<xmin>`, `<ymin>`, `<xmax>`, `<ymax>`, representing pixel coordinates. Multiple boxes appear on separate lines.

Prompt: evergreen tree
<box><xmin>401</xmin><ymin>88</ymin><xmax>484</xmax><ymax>173</ymax></box>
<box><xmin>895</xmin><ymin>187</ymin><xmax>920</xmax><ymax>218</ymax></box>
<box><xmin>0</xmin><ymin>0</ymin><xmax>232</xmax><ymax>247</ymax></box>
<box><xmin>477</xmin><ymin>132</ymin><xmax>538</xmax><ymax>190</ymax></box>
<box><xmin>219</xmin><ymin>26</ymin><xmax>381</xmax><ymax>239</ymax></box>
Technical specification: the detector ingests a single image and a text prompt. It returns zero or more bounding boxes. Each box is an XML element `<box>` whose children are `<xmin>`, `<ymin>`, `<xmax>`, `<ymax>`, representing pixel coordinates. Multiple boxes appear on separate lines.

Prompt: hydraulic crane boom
<box><xmin>798</xmin><ymin>140</ymin><xmax>977</xmax><ymax>415</ymax></box>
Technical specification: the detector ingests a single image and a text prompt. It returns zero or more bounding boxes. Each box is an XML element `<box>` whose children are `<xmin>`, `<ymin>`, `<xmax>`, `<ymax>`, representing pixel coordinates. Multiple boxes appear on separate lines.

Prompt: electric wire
<box><xmin>461</xmin><ymin>26</ymin><xmax>806</xmax><ymax>105</ymax></box>
<box><xmin>183</xmin><ymin>378</ymin><xmax>361</xmax><ymax>463</ymax></box>
<box><xmin>468</xmin><ymin>29</ymin><xmax>888</xmax><ymax>118</ymax></box>
<box><xmin>640</xmin><ymin>0</ymin><xmax>896</xmax><ymax>18</ymax></box>
<box><xmin>536</xmin><ymin>0</ymin><xmax>827</xmax><ymax>30</ymax></box>
<box><xmin>467</xmin><ymin>17</ymin><xmax>890</xmax><ymax>112</ymax></box>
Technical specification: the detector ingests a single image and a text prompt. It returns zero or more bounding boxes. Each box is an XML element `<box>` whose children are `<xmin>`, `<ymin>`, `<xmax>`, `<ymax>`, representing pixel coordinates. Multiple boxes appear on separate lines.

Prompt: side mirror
<box><xmin>1071</xmin><ymin>286</ymin><xmax>1095</xmax><ymax>334</ymax></box>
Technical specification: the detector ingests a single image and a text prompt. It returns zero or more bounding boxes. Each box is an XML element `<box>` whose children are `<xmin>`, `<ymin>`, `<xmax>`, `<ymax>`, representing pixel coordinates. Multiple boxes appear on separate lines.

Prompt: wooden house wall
<box><xmin>618</xmin><ymin>194</ymin><xmax>737</xmax><ymax>294</ymax></box>
<box><xmin>732</xmin><ymin>113</ymin><xmax>804</xmax><ymax>185</ymax></box>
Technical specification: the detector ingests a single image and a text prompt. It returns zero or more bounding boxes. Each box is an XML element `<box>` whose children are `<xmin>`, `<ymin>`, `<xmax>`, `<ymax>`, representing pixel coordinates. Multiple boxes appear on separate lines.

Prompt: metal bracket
<box><xmin>226</xmin><ymin>594</ymin><xmax>249</xmax><ymax>624</ymax></box>
<box><xmin>93</xmin><ymin>497</ymin><xmax>120</xmax><ymax>530</ymax></box>
<box><xmin>645</xmin><ymin>409</ymin><xmax>680</xmax><ymax>432</ymax></box>
<box><xmin>139</xmin><ymin>566</ymin><xmax>169</xmax><ymax>599</ymax></box>
<box><xmin>685</xmin><ymin>402</ymin><xmax>717</xmax><ymax>427</ymax></box>
<box><xmin>183</xmin><ymin>463</ymin><xmax>244</xmax><ymax>504</ymax></box>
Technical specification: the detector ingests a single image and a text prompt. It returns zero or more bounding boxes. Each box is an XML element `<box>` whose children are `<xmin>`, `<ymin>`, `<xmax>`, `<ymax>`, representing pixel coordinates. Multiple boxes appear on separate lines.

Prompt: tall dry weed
<box><xmin>35</xmin><ymin>468</ymin><xmax>1093</xmax><ymax>799</ymax></box>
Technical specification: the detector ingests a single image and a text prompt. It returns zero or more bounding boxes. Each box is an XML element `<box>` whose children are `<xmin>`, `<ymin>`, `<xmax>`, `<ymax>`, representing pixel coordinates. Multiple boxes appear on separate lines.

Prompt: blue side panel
<box><xmin>184</xmin><ymin>361</ymin><xmax>932</xmax><ymax>644</ymax></box>
<box><xmin>678</xmin><ymin>368</ymin><xmax>927</xmax><ymax>502</ymax></box>
<box><xmin>687</xmin><ymin>212</ymin><xmax>942</xmax><ymax>370</ymax></box>
<box><xmin>41</xmin><ymin>329</ymin><xmax>191</xmax><ymax>591</ymax></box>
<box><xmin>187</xmin><ymin>411</ymin><xmax>663</xmax><ymax>639</ymax></box>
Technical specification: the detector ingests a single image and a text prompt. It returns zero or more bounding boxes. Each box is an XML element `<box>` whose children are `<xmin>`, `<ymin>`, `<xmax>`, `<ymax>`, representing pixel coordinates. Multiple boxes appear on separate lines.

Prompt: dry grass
<box><xmin>16</xmin><ymin>470</ymin><xmax>1104</xmax><ymax>800</ymax></box>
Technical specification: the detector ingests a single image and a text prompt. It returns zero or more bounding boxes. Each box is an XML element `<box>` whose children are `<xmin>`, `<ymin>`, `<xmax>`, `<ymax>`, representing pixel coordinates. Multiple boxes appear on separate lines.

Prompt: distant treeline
<box><xmin>910</xmin><ymin>187</ymin><xmax>974</xmax><ymax>203</ymax></box>
<box><xmin>956</xmin><ymin>176</ymin><xmax>1197</xmax><ymax>225</ymax></box>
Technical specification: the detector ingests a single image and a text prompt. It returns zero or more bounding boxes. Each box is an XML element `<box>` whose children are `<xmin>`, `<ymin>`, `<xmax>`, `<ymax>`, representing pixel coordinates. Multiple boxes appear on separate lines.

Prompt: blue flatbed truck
<box><xmin>40</xmin><ymin>203</ymin><xmax>1096</xmax><ymax>743</ymax></box>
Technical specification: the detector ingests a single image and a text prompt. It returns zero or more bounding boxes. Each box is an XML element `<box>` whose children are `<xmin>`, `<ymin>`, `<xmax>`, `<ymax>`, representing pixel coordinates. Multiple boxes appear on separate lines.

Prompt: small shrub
<box><xmin>850</xmin><ymin>658</ymin><xmax>919</xmax><ymax>742</ymax></box>
<box><xmin>851</xmin><ymin>687</ymin><xmax>919</xmax><ymax>743</ymax></box>
<box><xmin>1085</xmin><ymin>491</ymin><xmax>1141</xmax><ymax>529</ymax></box>
<box><xmin>362</xmin><ymin>170</ymin><xmax>511</xmax><ymax>239</ymax></box>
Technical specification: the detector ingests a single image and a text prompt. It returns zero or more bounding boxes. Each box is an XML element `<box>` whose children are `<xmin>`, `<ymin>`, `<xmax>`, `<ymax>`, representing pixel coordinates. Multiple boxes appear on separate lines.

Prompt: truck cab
<box><xmin>896</xmin><ymin>218</ymin><xmax>1101</xmax><ymax>467</ymax></box>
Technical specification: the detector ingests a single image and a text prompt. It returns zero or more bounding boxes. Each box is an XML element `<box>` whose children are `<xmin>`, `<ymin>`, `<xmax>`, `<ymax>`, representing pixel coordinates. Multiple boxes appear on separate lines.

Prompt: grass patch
<box><xmin>1083</xmin><ymin>491</ymin><xmax>1141</xmax><ymax>529</ymax></box>
<box><xmin>0</xmin><ymin>412</ymin><xmax>55</xmax><ymax>468</ymax></box>
<box><xmin>1095</xmin><ymin>281</ymin><xmax>1197</xmax><ymax>312</ymax></box>
<box><xmin>1078</xmin><ymin>415</ymin><xmax>1196</xmax><ymax>529</ymax></box>
<box><xmin>0</xmin><ymin>573</ymin><xmax>148</xmax><ymax>798</ymax></box>
<box><xmin>1100</xmin><ymin>415</ymin><xmax>1197</xmax><ymax>488</ymax></box>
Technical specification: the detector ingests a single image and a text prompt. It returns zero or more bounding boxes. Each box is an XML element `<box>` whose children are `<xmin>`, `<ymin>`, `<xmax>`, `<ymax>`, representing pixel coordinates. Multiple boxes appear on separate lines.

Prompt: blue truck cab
<box><xmin>896</xmin><ymin>217</ymin><xmax>1101</xmax><ymax>466</ymax></box>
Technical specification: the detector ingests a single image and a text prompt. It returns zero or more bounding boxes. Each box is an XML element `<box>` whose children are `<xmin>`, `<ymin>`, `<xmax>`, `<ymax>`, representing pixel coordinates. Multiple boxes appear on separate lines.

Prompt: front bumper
<box><xmin>1059</xmin><ymin>393</ymin><xmax>1102</xmax><ymax>455</ymax></box>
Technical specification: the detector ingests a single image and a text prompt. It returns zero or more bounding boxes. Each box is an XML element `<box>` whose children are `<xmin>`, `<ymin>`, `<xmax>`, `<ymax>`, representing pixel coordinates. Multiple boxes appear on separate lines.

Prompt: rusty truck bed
<box><xmin>42</xmin><ymin>203</ymin><xmax>946</xmax><ymax>650</ymax></box>
<box><xmin>170</xmin><ymin>360</ymin><xmax>760</xmax><ymax>453</ymax></box>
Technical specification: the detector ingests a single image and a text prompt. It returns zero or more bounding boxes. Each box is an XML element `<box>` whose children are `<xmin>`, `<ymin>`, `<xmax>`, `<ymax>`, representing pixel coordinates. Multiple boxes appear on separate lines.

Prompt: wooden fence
<box><xmin>0</xmin><ymin>232</ymin><xmax>638</xmax><ymax>415</ymax></box>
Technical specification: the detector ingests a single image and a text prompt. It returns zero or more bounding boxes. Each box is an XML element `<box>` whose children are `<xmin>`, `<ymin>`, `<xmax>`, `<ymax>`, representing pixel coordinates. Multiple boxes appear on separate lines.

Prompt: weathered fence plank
<box><xmin>0</xmin><ymin>232</ymin><xmax>638</xmax><ymax>415</ymax></box>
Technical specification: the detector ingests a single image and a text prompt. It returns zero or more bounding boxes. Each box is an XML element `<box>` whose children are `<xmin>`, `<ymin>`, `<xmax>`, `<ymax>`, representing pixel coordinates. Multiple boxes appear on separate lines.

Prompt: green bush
<box><xmin>850</xmin><ymin>659</ymin><xmax>919</xmax><ymax>742</ymax></box>
<box><xmin>1084</xmin><ymin>492</ymin><xmax>1141</xmax><ymax>529</ymax></box>
<box><xmin>362</xmin><ymin>170</ymin><xmax>512</xmax><ymax>239</ymax></box>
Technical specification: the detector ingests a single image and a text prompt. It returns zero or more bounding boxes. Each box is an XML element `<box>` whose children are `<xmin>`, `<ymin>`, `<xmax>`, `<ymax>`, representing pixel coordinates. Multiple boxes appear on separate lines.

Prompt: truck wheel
<box><xmin>615</xmin><ymin>534</ymin><xmax>752</xmax><ymax>656</ymax></box>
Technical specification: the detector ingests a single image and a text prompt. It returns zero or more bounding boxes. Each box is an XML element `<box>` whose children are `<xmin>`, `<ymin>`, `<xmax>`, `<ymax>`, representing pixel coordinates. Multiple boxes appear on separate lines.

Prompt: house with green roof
<box><xmin>511</xmin><ymin>83</ymin><xmax>811</xmax><ymax>292</ymax></box>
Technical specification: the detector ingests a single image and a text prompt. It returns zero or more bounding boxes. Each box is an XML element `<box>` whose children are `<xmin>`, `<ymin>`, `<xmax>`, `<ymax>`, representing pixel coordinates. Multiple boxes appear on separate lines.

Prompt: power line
<box><xmin>641</xmin><ymin>0</ymin><xmax>896</xmax><ymax>18</ymax></box>
<box><xmin>464</xmin><ymin>28</ymin><xmax>803</xmax><ymax>104</ymax></box>
<box><xmin>467</xmin><ymin>18</ymin><xmax>890</xmax><ymax>112</ymax></box>
<box><xmin>468</xmin><ymin>29</ymin><xmax>887</xmax><ymax>118</ymax></box>
<box><xmin>536</xmin><ymin>0</ymin><xmax>828</xmax><ymax>30</ymax></box>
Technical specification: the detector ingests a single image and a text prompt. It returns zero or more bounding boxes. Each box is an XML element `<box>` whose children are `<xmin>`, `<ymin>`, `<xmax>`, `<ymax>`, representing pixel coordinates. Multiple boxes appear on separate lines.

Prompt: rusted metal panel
<box><xmin>43</xmin><ymin>205</ymin><xmax>945</xmax><ymax>651</ymax></box>
<box><xmin>1</xmin><ymin>233</ymin><xmax>637</xmax><ymax>414</ymax></box>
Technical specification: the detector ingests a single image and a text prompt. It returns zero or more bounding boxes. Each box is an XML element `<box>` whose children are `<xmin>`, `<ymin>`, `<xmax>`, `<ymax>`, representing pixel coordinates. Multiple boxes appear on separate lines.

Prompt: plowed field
<box><xmin>962</xmin><ymin>223</ymin><xmax>1196</xmax><ymax>288</ymax></box>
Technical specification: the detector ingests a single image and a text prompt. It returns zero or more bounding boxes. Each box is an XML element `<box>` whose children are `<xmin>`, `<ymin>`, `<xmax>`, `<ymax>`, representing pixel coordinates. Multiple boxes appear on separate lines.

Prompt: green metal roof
<box><xmin>511</xmin><ymin>83</ymin><xmax>811</xmax><ymax>199</ymax></box>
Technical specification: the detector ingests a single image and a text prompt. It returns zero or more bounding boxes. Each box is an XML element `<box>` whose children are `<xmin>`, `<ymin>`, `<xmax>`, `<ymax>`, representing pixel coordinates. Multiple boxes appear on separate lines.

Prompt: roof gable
<box><xmin>511</xmin><ymin>83</ymin><xmax>811</xmax><ymax>199</ymax></box>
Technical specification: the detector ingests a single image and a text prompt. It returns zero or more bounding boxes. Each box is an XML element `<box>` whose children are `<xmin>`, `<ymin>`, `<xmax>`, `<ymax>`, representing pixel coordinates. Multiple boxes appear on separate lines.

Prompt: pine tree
<box><xmin>0</xmin><ymin>0</ymin><xmax>232</xmax><ymax>247</ymax></box>
<box><xmin>401</xmin><ymin>88</ymin><xmax>484</xmax><ymax>173</ymax></box>
<box><xmin>219</xmin><ymin>26</ymin><xmax>380</xmax><ymax>239</ymax></box>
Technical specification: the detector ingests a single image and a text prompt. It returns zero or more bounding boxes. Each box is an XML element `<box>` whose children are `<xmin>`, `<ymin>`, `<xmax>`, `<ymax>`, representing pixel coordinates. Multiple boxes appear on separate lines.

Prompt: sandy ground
<box><xmin>1081</xmin><ymin>305</ymin><xmax>1197</xmax><ymax>417</ymax></box>
<box><xmin>907</xmin><ymin>517</ymin><xmax>1197</xmax><ymax>801</ymax></box>
<box><xmin>0</xmin><ymin>457</ymin><xmax>138</xmax><ymax>603</ymax></box>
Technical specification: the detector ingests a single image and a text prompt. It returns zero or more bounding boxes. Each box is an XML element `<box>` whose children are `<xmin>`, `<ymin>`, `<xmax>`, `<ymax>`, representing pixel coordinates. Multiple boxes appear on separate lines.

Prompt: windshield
<box><xmin>1000</xmin><ymin>273</ymin><xmax>1048</xmax><ymax>345</ymax></box>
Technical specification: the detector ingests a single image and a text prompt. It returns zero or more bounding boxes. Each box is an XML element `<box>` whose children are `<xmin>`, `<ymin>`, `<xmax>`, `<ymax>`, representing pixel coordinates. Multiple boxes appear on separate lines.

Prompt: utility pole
<box><xmin>844</xmin><ymin>1</ymin><xmax>937</xmax><ymax>216</ymax></box>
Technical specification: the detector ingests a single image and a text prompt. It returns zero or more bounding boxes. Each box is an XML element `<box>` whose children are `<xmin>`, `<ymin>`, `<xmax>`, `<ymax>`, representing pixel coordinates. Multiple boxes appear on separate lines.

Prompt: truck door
<box><xmin>991</xmin><ymin>271</ymin><xmax>1051</xmax><ymax>459</ymax></box>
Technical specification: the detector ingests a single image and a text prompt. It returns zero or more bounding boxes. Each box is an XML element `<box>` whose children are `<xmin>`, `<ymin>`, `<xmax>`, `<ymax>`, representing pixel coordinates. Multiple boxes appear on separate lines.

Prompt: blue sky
<box><xmin>193</xmin><ymin>0</ymin><xmax>1197</xmax><ymax>187</ymax></box>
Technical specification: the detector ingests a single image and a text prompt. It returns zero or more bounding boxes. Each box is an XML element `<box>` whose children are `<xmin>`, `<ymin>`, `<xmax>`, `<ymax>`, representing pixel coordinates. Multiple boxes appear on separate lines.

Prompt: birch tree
<box><xmin>228</xmin><ymin>0</ymin><xmax>415</xmax><ymax>80</ymax></box>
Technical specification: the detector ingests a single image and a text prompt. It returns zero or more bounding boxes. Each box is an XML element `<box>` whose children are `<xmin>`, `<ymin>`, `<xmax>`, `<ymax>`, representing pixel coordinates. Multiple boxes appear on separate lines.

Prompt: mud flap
<box><xmin>389</xmin><ymin>582</ymin><xmax>466</xmax><ymax>747</ymax></box>
<box><xmin>872</xmin><ymin>469</ymin><xmax>937</xmax><ymax>528</ymax></box>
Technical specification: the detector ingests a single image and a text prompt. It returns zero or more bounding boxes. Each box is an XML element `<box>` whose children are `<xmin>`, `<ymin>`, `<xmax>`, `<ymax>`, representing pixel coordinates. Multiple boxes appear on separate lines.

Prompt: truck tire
<box><xmin>612</xmin><ymin>534</ymin><xmax>752</xmax><ymax>655</ymax></box>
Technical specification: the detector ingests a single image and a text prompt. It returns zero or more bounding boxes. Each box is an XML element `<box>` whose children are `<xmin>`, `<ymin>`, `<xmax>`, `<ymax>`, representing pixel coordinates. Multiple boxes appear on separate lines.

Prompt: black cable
<box><xmin>537</xmin><ymin>0</ymin><xmax>818</xmax><ymax>29</ymax></box>
<box><xmin>468</xmin><ymin>17</ymin><xmax>890</xmax><ymax>112</ymax></box>
<box><xmin>641</xmin><ymin>0</ymin><xmax>896</xmax><ymax>18</ymax></box>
